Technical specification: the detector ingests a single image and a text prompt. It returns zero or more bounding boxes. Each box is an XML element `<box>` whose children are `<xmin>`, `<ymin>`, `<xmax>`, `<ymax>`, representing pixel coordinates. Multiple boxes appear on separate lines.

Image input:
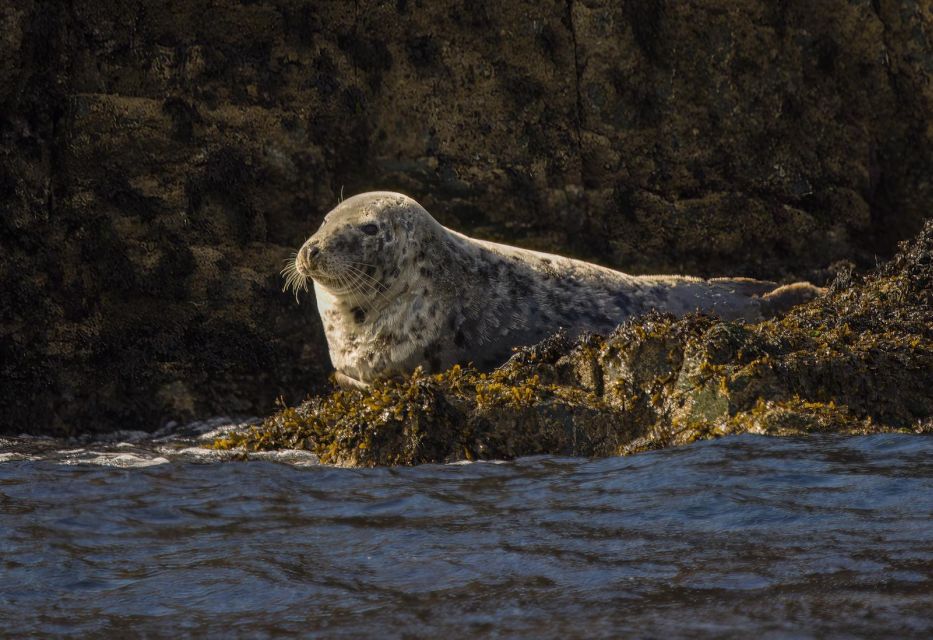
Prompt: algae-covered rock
<box><xmin>217</xmin><ymin>220</ymin><xmax>933</xmax><ymax>466</ymax></box>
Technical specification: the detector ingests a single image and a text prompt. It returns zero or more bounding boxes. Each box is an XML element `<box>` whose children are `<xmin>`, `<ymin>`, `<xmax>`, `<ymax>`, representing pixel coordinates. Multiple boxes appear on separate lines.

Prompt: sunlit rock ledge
<box><xmin>215</xmin><ymin>221</ymin><xmax>933</xmax><ymax>466</ymax></box>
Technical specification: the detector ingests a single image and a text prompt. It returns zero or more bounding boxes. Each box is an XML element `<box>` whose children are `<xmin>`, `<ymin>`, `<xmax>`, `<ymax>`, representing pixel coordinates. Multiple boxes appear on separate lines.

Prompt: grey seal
<box><xmin>285</xmin><ymin>191</ymin><xmax>820</xmax><ymax>388</ymax></box>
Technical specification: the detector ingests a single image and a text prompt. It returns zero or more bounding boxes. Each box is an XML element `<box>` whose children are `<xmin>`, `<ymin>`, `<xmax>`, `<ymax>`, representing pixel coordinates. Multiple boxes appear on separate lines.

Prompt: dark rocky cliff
<box><xmin>1</xmin><ymin>1</ymin><xmax>931</xmax><ymax>434</ymax></box>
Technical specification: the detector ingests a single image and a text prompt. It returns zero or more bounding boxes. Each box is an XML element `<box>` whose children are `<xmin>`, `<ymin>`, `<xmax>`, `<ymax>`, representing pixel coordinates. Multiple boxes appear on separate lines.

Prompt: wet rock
<box><xmin>216</xmin><ymin>221</ymin><xmax>933</xmax><ymax>466</ymax></box>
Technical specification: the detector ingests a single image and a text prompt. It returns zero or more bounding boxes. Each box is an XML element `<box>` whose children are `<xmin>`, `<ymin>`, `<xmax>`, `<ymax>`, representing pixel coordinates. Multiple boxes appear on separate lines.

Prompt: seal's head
<box><xmin>284</xmin><ymin>191</ymin><xmax>435</xmax><ymax>303</ymax></box>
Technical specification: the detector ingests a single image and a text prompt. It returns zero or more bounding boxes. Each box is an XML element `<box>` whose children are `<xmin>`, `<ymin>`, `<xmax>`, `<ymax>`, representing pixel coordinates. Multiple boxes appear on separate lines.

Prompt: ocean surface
<box><xmin>1</xmin><ymin>425</ymin><xmax>931</xmax><ymax>638</ymax></box>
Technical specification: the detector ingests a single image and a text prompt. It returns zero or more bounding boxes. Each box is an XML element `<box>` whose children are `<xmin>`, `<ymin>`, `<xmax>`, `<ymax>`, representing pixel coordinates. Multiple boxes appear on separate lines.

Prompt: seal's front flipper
<box><xmin>760</xmin><ymin>282</ymin><xmax>825</xmax><ymax>318</ymax></box>
<box><xmin>707</xmin><ymin>277</ymin><xmax>777</xmax><ymax>298</ymax></box>
<box><xmin>334</xmin><ymin>371</ymin><xmax>370</xmax><ymax>390</ymax></box>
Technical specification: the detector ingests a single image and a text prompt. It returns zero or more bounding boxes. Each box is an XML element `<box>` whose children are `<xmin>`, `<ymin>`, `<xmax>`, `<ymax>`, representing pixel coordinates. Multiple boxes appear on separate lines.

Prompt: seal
<box><xmin>285</xmin><ymin>191</ymin><xmax>821</xmax><ymax>388</ymax></box>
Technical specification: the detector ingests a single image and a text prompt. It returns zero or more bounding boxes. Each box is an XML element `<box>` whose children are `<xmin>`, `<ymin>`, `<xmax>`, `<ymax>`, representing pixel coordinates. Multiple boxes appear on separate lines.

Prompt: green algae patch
<box><xmin>216</xmin><ymin>222</ymin><xmax>933</xmax><ymax>465</ymax></box>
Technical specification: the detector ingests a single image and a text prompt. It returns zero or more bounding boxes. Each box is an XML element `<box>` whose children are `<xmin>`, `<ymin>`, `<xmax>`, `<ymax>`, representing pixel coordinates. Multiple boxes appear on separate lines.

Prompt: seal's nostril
<box><xmin>306</xmin><ymin>245</ymin><xmax>321</xmax><ymax>262</ymax></box>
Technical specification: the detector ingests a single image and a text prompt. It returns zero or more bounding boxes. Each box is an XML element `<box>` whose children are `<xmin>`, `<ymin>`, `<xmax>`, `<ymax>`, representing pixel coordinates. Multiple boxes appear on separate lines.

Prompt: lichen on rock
<box><xmin>215</xmin><ymin>221</ymin><xmax>933</xmax><ymax>466</ymax></box>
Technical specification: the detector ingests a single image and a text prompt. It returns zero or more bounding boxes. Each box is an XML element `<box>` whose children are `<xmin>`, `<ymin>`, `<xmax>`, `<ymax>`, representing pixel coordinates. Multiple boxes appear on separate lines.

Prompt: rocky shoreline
<box><xmin>214</xmin><ymin>221</ymin><xmax>933</xmax><ymax>466</ymax></box>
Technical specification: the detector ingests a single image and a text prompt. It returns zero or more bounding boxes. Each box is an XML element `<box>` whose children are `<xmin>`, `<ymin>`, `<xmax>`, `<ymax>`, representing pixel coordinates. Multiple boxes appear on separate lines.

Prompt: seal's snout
<box><xmin>297</xmin><ymin>242</ymin><xmax>321</xmax><ymax>274</ymax></box>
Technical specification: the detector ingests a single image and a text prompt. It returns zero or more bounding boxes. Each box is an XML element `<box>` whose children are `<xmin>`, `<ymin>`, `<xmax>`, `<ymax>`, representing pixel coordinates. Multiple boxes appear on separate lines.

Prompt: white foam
<box><xmin>248</xmin><ymin>449</ymin><xmax>321</xmax><ymax>466</ymax></box>
<box><xmin>197</xmin><ymin>423</ymin><xmax>255</xmax><ymax>441</ymax></box>
<box><xmin>169</xmin><ymin>446</ymin><xmax>243</xmax><ymax>461</ymax></box>
<box><xmin>164</xmin><ymin>446</ymin><xmax>321</xmax><ymax>466</ymax></box>
<box><xmin>62</xmin><ymin>451</ymin><xmax>170</xmax><ymax>468</ymax></box>
<box><xmin>0</xmin><ymin>452</ymin><xmax>38</xmax><ymax>463</ymax></box>
<box><xmin>0</xmin><ymin>416</ymin><xmax>318</xmax><ymax>469</ymax></box>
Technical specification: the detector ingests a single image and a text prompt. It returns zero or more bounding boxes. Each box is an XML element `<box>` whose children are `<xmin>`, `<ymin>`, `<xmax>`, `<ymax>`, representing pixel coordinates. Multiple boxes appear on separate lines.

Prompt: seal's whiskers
<box><xmin>338</xmin><ymin>270</ymin><xmax>367</xmax><ymax>312</ymax></box>
<box><xmin>343</xmin><ymin>263</ymin><xmax>390</xmax><ymax>294</ymax></box>
<box><xmin>340</xmin><ymin>269</ymin><xmax>377</xmax><ymax>314</ymax></box>
<box><xmin>280</xmin><ymin>260</ymin><xmax>308</xmax><ymax>303</ymax></box>
<box><xmin>343</xmin><ymin>265</ymin><xmax>391</xmax><ymax>304</ymax></box>
<box><xmin>345</xmin><ymin>260</ymin><xmax>390</xmax><ymax>289</ymax></box>
<box><xmin>339</xmin><ymin>266</ymin><xmax>381</xmax><ymax>312</ymax></box>
<box><xmin>343</xmin><ymin>265</ymin><xmax>384</xmax><ymax>292</ymax></box>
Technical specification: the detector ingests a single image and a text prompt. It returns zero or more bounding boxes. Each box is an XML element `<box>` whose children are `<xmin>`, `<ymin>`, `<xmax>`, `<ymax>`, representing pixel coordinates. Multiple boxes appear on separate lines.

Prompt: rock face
<box><xmin>217</xmin><ymin>221</ymin><xmax>933</xmax><ymax>466</ymax></box>
<box><xmin>1</xmin><ymin>1</ymin><xmax>931</xmax><ymax>434</ymax></box>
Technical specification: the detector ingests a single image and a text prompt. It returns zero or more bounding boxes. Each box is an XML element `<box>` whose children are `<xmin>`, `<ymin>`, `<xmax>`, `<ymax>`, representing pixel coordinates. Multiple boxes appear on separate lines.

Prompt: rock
<box><xmin>216</xmin><ymin>220</ymin><xmax>933</xmax><ymax>466</ymax></box>
<box><xmin>2</xmin><ymin>1</ymin><xmax>932</xmax><ymax>434</ymax></box>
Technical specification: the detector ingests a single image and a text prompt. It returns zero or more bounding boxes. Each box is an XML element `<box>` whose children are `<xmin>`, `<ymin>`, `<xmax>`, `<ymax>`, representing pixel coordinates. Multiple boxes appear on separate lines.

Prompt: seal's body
<box><xmin>286</xmin><ymin>192</ymin><xmax>819</xmax><ymax>387</ymax></box>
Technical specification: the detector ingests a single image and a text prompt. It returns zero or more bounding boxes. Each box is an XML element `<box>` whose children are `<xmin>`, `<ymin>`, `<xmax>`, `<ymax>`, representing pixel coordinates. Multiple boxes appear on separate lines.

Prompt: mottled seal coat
<box><xmin>286</xmin><ymin>192</ymin><xmax>820</xmax><ymax>387</ymax></box>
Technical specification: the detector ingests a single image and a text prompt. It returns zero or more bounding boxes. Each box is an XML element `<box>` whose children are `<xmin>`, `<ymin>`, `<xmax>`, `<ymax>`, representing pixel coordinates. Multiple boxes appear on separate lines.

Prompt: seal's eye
<box><xmin>361</xmin><ymin>223</ymin><xmax>379</xmax><ymax>236</ymax></box>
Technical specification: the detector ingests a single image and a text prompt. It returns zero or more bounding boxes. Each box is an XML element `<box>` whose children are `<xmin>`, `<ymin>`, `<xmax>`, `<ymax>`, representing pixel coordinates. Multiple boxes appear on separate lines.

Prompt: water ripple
<box><xmin>0</xmin><ymin>433</ymin><xmax>930</xmax><ymax>637</ymax></box>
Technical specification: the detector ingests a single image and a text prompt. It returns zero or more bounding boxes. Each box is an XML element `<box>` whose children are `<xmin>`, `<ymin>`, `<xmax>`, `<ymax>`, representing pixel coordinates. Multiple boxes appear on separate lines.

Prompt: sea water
<box><xmin>0</xmin><ymin>429</ymin><xmax>931</xmax><ymax>638</ymax></box>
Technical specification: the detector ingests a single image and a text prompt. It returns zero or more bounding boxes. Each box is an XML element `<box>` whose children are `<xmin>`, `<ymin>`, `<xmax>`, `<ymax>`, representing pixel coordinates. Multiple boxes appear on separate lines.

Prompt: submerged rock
<box><xmin>215</xmin><ymin>221</ymin><xmax>933</xmax><ymax>466</ymax></box>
